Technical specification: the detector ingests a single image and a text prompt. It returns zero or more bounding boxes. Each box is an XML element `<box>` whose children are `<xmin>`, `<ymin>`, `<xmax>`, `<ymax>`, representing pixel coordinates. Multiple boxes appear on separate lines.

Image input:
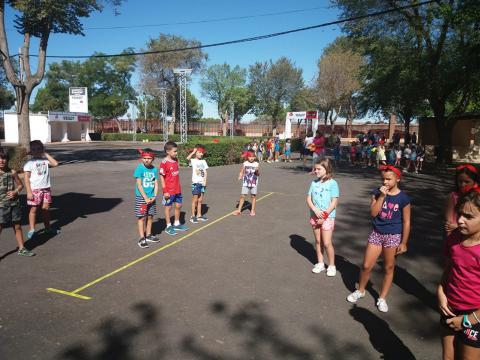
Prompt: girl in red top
<box><xmin>438</xmin><ymin>189</ymin><xmax>480</xmax><ymax>359</ymax></box>
<box><xmin>445</xmin><ymin>164</ymin><xmax>479</xmax><ymax>235</ymax></box>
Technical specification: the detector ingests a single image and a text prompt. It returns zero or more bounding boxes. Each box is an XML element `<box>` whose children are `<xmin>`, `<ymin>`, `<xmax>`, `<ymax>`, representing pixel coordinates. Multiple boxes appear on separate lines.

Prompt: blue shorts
<box><xmin>162</xmin><ymin>193</ymin><xmax>183</xmax><ymax>206</ymax></box>
<box><xmin>135</xmin><ymin>196</ymin><xmax>157</xmax><ymax>218</ymax></box>
<box><xmin>285</xmin><ymin>150</ymin><xmax>291</xmax><ymax>157</ymax></box>
<box><xmin>191</xmin><ymin>183</ymin><xmax>206</xmax><ymax>196</ymax></box>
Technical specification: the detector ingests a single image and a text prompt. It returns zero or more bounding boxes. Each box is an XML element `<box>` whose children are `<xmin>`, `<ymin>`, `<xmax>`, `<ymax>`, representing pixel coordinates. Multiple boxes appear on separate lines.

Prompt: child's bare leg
<box><xmin>358</xmin><ymin>243</ymin><xmax>383</xmax><ymax>292</ymax></box>
<box><xmin>379</xmin><ymin>247</ymin><xmax>397</xmax><ymax>299</ymax></box>
<box><xmin>460</xmin><ymin>342</ymin><xmax>480</xmax><ymax>360</ymax></box>
<box><xmin>164</xmin><ymin>205</ymin><xmax>172</xmax><ymax>226</ymax></box>
<box><xmin>234</xmin><ymin>195</ymin><xmax>246</xmax><ymax>215</ymax></box>
<box><xmin>191</xmin><ymin>195</ymin><xmax>198</xmax><ymax>217</ymax></box>
<box><xmin>314</xmin><ymin>228</ymin><xmax>324</xmax><ymax>264</ymax></box>
<box><xmin>174</xmin><ymin>203</ymin><xmax>181</xmax><ymax>223</ymax></box>
<box><xmin>145</xmin><ymin>215</ymin><xmax>153</xmax><ymax>235</ymax></box>
<box><xmin>321</xmin><ymin>229</ymin><xmax>335</xmax><ymax>266</ymax></box>
<box><xmin>41</xmin><ymin>203</ymin><xmax>51</xmax><ymax>229</ymax></box>
<box><xmin>250</xmin><ymin>195</ymin><xmax>256</xmax><ymax>214</ymax></box>
<box><xmin>28</xmin><ymin>206</ymin><xmax>37</xmax><ymax>231</ymax></box>
<box><xmin>137</xmin><ymin>217</ymin><xmax>145</xmax><ymax>238</ymax></box>
<box><xmin>441</xmin><ymin>327</ymin><xmax>456</xmax><ymax>360</ymax></box>
<box><xmin>196</xmin><ymin>194</ymin><xmax>203</xmax><ymax>217</ymax></box>
<box><xmin>12</xmin><ymin>222</ymin><xmax>25</xmax><ymax>249</ymax></box>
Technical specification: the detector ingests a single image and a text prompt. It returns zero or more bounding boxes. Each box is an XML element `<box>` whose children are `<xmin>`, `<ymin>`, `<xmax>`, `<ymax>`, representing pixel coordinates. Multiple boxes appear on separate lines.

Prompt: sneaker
<box><xmin>326</xmin><ymin>266</ymin><xmax>337</xmax><ymax>277</ymax></box>
<box><xmin>189</xmin><ymin>216</ymin><xmax>198</xmax><ymax>224</ymax></box>
<box><xmin>26</xmin><ymin>230</ymin><xmax>35</xmax><ymax>240</ymax></box>
<box><xmin>347</xmin><ymin>290</ymin><xmax>366</xmax><ymax>303</ymax></box>
<box><xmin>174</xmin><ymin>224</ymin><xmax>189</xmax><ymax>232</ymax></box>
<box><xmin>165</xmin><ymin>226</ymin><xmax>177</xmax><ymax>236</ymax></box>
<box><xmin>137</xmin><ymin>237</ymin><xmax>149</xmax><ymax>248</ymax></box>
<box><xmin>145</xmin><ymin>234</ymin><xmax>160</xmax><ymax>243</ymax></box>
<box><xmin>377</xmin><ymin>298</ymin><xmax>389</xmax><ymax>312</ymax></box>
<box><xmin>312</xmin><ymin>263</ymin><xmax>325</xmax><ymax>274</ymax></box>
<box><xmin>17</xmin><ymin>247</ymin><xmax>35</xmax><ymax>257</ymax></box>
<box><xmin>45</xmin><ymin>227</ymin><xmax>60</xmax><ymax>236</ymax></box>
<box><xmin>198</xmin><ymin>215</ymin><xmax>208</xmax><ymax>222</ymax></box>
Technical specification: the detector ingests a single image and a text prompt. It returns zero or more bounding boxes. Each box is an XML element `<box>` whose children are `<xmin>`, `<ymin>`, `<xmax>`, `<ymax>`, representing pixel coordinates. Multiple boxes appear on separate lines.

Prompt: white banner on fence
<box><xmin>69</xmin><ymin>87</ymin><xmax>88</xmax><ymax>113</ymax></box>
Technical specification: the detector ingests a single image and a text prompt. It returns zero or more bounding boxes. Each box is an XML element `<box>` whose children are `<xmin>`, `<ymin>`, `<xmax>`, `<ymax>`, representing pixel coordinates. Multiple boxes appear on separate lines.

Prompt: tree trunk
<box><xmin>432</xmin><ymin>104</ymin><xmax>453</xmax><ymax>164</ymax></box>
<box><xmin>222</xmin><ymin>110</ymin><xmax>227</xmax><ymax>136</ymax></box>
<box><xmin>16</xmin><ymin>87</ymin><xmax>31</xmax><ymax>148</ymax></box>
<box><xmin>113</xmin><ymin>118</ymin><xmax>124</xmax><ymax>133</ymax></box>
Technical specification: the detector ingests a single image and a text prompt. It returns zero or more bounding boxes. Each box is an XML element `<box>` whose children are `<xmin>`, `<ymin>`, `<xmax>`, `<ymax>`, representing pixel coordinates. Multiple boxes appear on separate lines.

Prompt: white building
<box><xmin>3</xmin><ymin>111</ymin><xmax>92</xmax><ymax>144</ymax></box>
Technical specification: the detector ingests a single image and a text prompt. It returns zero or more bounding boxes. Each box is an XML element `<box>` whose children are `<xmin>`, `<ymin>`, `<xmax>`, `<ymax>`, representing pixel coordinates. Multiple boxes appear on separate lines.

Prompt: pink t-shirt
<box><xmin>313</xmin><ymin>136</ymin><xmax>325</xmax><ymax>155</ymax></box>
<box><xmin>444</xmin><ymin>231</ymin><xmax>480</xmax><ymax>310</ymax></box>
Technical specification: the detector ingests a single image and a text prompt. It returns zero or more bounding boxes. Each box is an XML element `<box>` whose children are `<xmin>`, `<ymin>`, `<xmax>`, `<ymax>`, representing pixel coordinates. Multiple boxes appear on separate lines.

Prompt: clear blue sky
<box><xmin>5</xmin><ymin>0</ymin><xmax>343</xmax><ymax>118</ymax></box>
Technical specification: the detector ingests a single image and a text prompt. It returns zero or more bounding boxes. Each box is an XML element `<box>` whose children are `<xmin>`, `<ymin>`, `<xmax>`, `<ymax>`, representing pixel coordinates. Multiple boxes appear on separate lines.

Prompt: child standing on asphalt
<box><xmin>23</xmin><ymin>140</ymin><xmax>59</xmax><ymax>240</ymax></box>
<box><xmin>438</xmin><ymin>189</ymin><xmax>480</xmax><ymax>359</ymax></box>
<box><xmin>283</xmin><ymin>139</ymin><xmax>292</xmax><ymax>162</ymax></box>
<box><xmin>186</xmin><ymin>144</ymin><xmax>209</xmax><ymax>224</ymax></box>
<box><xmin>307</xmin><ymin>158</ymin><xmax>339</xmax><ymax>276</ymax></box>
<box><xmin>134</xmin><ymin>148</ymin><xmax>159</xmax><ymax>249</ymax></box>
<box><xmin>233</xmin><ymin>151</ymin><xmax>260</xmax><ymax>216</ymax></box>
<box><xmin>445</xmin><ymin>164</ymin><xmax>479</xmax><ymax>235</ymax></box>
<box><xmin>274</xmin><ymin>137</ymin><xmax>281</xmax><ymax>162</ymax></box>
<box><xmin>347</xmin><ymin>165</ymin><xmax>411</xmax><ymax>312</ymax></box>
<box><xmin>0</xmin><ymin>152</ymin><xmax>34</xmax><ymax>256</ymax></box>
<box><xmin>159</xmin><ymin>141</ymin><xmax>189</xmax><ymax>236</ymax></box>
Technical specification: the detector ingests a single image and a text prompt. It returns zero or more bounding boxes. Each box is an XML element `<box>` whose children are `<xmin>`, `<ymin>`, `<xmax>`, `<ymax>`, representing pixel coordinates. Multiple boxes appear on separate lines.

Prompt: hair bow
<box><xmin>456</xmin><ymin>164</ymin><xmax>478</xmax><ymax>174</ymax></box>
<box><xmin>379</xmin><ymin>165</ymin><xmax>401</xmax><ymax>178</ymax></box>
<box><xmin>460</xmin><ymin>183</ymin><xmax>480</xmax><ymax>194</ymax></box>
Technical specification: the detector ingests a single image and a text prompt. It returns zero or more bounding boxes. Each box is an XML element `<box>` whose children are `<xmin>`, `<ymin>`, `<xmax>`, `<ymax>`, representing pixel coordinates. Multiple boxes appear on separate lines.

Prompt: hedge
<box><xmin>101</xmin><ymin>133</ymin><xmax>255</xmax><ymax>144</ymax></box>
<box><xmin>7</xmin><ymin>147</ymin><xmax>28</xmax><ymax>172</ymax></box>
<box><xmin>176</xmin><ymin>142</ymin><xmax>247</xmax><ymax>167</ymax></box>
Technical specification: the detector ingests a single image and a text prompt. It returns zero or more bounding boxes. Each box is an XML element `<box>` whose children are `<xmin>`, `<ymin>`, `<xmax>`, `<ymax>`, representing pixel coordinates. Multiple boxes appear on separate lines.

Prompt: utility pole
<box><xmin>173</xmin><ymin>69</ymin><xmax>192</xmax><ymax>144</ymax></box>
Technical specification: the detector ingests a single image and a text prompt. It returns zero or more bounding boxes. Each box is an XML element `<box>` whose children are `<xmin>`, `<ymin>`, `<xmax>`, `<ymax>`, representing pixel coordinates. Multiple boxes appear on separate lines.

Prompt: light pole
<box><xmin>125</xmin><ymin>99</ymin><xmax>138</xmax><ymax>142</ymax></box>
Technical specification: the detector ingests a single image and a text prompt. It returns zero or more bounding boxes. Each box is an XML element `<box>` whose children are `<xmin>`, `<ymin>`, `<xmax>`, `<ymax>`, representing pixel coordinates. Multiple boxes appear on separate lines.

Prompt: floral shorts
<box><xmin>27</xmin><ymin>188</ymin><xmax>52</xmax><ymax>206</ymax></box>
<box><xmin>309</xmin><ymin>216</ymin><xmax>335</xmax><ymax>231</ymax></box>
<box><xmin>367</xmin><ymin>230</ymin><xmax>401</xmax><ymax>248</ymax></box>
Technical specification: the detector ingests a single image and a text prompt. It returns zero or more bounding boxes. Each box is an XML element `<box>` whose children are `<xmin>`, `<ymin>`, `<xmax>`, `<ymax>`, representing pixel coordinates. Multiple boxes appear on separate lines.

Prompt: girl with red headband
<box><xmin>233</xmin><ymin>151</ymin><xmax>260</xmax><ymax>216</ymax></box>
<box><xmin>186</xmin><ymin>145</ymin><xmax>209</xmax><ymax>224</ymax></box>
<box><xmin>347</xmin><ymin>165</ymin><xmax>411</xmax><ymax>313</ymax></box>
<box><xmin>445</xmin><ymin>164</ymin><xmax>479</xmax><ymax>235</ymax></box>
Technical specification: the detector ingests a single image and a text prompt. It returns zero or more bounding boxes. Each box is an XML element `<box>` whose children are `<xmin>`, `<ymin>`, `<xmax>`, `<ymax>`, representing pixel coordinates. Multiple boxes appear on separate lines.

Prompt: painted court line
<box><xmin>47</xmin><ymin>191</ymin><xmax>275</xmax><ymax>300</ymax></box>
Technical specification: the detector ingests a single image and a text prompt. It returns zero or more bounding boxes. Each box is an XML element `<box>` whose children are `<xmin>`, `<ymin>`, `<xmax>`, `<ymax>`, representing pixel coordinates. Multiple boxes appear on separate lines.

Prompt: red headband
<box><xmin>138</xmin><ymin>149</ymin><xmax>155</xmax><ymax>159</ymax></box>
<box><xmin>460</xmin><ymin>183</ymin><xmax>480</xmax><ymax>194</ymax></box>
<box><xmin>241</xmin><ymin>151</ymin><xmax>255</xmax><ymax>158</ymax></box>
<box><xmin>196</xmin><ymin>148</ymin><xmax>205</xmax><ymax>154</ymax></box>
<box><xmin>379</xmin><ymin>165</ymin><xmax>401</xmax><ymax>178</ymax></box>
<box><xmin>456</xmin><ymin>164</ymin><xmax>477</xmax><ymax>174</ymax></box>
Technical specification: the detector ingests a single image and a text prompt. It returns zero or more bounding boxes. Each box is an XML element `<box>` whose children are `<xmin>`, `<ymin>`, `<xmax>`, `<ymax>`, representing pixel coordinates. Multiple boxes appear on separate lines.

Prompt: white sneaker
<box><xmin>347</xmin><ymin>290</ymin><xmax>365</xmax><ymax>303</ymax></box>
<box><xmin>312</xmin><ymin>263</ymin><xmax>325</xmax><ymax>273</ymax></box>
<box><xmin>377</xmin><ymin>298</ymin><xmax>389</xmax><ymax>312</ymax></box>
<box><xmin>326</xmin><ymin>266</ymin><xmax>336</xmax><ymax>277</ymax></box>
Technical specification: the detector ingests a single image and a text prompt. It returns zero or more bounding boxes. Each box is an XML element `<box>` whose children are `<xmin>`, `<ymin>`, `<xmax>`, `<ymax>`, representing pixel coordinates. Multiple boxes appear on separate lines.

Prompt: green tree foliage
<box><xmin>32</xmin><ymin>50</ymin><xmax>136</xmax><ymax>131</ymax></box>
<box><xmin>248</xmin><ymin>57</ymin><xmax>304</xmax><ymax>126</ymax></box>
<box><xmin>0</xmin><ymin>0</ymin><xmax>124</xmax><ymax>147</ymax></box>
<box><xmin>0</xmin><ymin>65</ymin><xmax>15</xmax><ymax>110</ymax></box>
<box><xmin>334</xmin><ymin>0</ymin><xmax>480</xmax><ymax>162</ymax></box>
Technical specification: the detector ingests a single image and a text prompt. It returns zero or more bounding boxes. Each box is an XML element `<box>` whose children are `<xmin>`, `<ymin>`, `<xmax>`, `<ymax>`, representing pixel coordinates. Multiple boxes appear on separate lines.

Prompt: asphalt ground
<box><xmin>0</xmin><ymin>142</ymin><xmax>449</xmax><ymax>359</ymax></box>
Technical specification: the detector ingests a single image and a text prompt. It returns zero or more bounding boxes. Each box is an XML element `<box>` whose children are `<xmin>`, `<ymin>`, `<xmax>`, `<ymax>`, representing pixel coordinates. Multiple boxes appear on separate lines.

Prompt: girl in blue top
<box><xmin>307</xmin><ymin>158</ymin><xmax>340</xmax><ymax>277</ymax></box>
<box><xmin>347</xmin><ymin>165</ymin><xmax>411</xmax><ymax>312</ymax></box>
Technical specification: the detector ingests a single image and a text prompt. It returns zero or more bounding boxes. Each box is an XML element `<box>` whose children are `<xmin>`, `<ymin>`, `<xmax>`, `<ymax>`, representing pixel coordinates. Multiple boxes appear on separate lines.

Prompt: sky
<box><xmin>4</xmin><ymin>0</ymin><xmax>343</xmax><ymax>119</ymax></box>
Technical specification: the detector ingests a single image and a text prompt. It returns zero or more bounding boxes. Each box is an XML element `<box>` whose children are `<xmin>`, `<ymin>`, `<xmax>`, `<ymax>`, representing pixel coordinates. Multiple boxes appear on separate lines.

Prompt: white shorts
<box><xmin>241</xmin><ymin>186</ymin><xmax>257</xmax><ymax>195</ymax></box>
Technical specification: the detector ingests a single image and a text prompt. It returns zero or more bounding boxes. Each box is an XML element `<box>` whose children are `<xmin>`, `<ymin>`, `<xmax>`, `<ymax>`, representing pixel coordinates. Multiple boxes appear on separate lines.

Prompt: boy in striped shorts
<box><xmin>134</xmin><ymin>149</ymin><xmax>159</xmax><ymax>248</ymax></box>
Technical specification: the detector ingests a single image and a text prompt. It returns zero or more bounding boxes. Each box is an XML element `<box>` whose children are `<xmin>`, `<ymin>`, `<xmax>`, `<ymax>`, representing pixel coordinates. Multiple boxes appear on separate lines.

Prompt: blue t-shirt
<box><xmin>307</xmin><ymin>179</ymin><xmax>340</xmax><ymax>218</ymax></box>
<box><xmin>134</xmin><ymin>164</ymin><xmax>157</xmax><ymax>198</ymax></box>
<box><xmin>372</xmin><ymin>189</ymin><xmax>411</xmax><ymax>234</ymax></box>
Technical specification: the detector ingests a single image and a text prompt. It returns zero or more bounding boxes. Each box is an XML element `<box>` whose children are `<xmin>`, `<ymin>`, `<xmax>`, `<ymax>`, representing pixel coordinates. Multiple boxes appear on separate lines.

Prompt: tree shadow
<box><xmin>24</xmin><ymin>192</ymin><xmax>122</xmax><ymax>250</ymax></box>
<box><xmin>49</xmin><ymin>148</ymin><xmax>166</xmax><ymax>165</ymax></box>
<box><xmin>58</xmin><ymin>302</ymin><xmax>167</xmax><ymax>360</ymax></box>
<box><xmin>349</xmin><ymin>307</ymin><xmax>416</xmax><ymax>360</ymax></box>
<box><xmin>0</xmin><ymin>248</ymin><xmax>18</xmax><ymax>261</ymax></box>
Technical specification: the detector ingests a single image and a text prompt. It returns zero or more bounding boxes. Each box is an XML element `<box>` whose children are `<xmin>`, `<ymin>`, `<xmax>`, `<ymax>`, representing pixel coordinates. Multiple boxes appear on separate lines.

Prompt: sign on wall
<box><xmin>69</xmin><ymin>87</ymin><xmax>88</xmax><ymax>113</ymax></box>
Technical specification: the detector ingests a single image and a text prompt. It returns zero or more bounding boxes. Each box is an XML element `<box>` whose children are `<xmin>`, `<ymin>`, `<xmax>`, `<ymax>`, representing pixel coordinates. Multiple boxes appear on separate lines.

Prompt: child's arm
<box><xmin>325</xmin><ymin>197</ymin><xmax>339</xmax><ymax>216</ymax></box>
<box><xmin>396</xmin><ymin>204</ymin><xmax>411</xmax><ymax>254</ymax></box>
<box><xmin>159</xmin><ymin>174</ymin><xmax>169</xmax><ymax>198</ymax></box>
<box><xmin>307</xmin><ymin>195</ymin><xmax>323</xmax><ymax>219</ymax></box>
<box><xmin>45</xmin><ymin>152</ymin><xmax>59</xmax><ymax>167</ymax></box>
<box><xmin>255</xmin><ymin>165</ymin><xmax>260</xmax><ymax>177</ymax></box>
<box><xmin>204</xmin><ymin>169</ymin><xmax>208</xmax><ymax>187</ymax></box>
<box><xmin>136</xmin><ymin>178</ymin><xmax>149</xmax><ymax>201</ymax></box>
<box><xmin>153</xmin><ymin>179</ymin><xmax>158</xmax><ymax>200</ymax></box>
<box><xmin>7</xmin><ymin>171</ymin><xmax>23</xmax><ymax>199</ymax></box>
<box><xmin>444</xmin><ymin>194</ymin><xmax>457</xmax><ymax>233</ymax></box>
<box><xmin>238</xmin><ymin>165</ymin><xmax>244</xmax><ymax>181</ymax></box>
<box><xmin>24</xmin><ymin>171</ymin><xmax>33</xmax><ymax>200</ymax></box>
<box><xmin>437</xmin><ymin>261</ymin><xmax>455</xmax><ymax>317</ymax></box>
<box><xmin>186</xmin><ymin>148</ymin><xmax>197</xmax><ymax>161</ymax></box>
<box><xmin>370</xmin><ymin>189</ymin><xmax>387</xmax><ymax>217</ymax></box>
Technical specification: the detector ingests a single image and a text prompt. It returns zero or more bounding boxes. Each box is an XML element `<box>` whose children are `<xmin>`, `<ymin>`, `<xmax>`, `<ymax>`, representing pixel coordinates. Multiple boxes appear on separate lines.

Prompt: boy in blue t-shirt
<box><xmin>134</xmin><ymin>149</ymin><xmax>159</xmax><ymax>248</ymax></box>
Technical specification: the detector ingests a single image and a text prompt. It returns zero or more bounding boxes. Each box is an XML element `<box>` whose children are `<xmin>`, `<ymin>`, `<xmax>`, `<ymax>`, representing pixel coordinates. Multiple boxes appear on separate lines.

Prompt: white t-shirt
<box><xmin>404</xmin><ymin>148</ymin><xmax>412</xmax><ymax>159</ymax></box>
<box><xmin>243</xmin><ymin>161</ymin><xmax>259</xmax><ymax>188</ymax></box>
<box><xmin>304</xmin><ymin>136</ymin><xmax>314</xmax><ymax>147</ymax></box>
<box><xmin>23</xmin><ymin>158</ymin><xmax>51</xmax><ymax>189</ymax></box>
<box><xmin>190</xmin><ymin>158</ymin><xmax>209</xmax><ymax>185</ymax></box>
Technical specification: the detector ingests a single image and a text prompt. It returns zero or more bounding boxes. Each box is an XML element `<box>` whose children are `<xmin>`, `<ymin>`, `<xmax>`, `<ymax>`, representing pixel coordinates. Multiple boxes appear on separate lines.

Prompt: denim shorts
<box><xmin>162</xmin><ymin>193</ymin><xmax>183</xmax><ymax>206</ymax></box>
<box><xmin>191</xmin><ymin>183</ymin><xmax>206</xmax><ymax>196</ymax></box>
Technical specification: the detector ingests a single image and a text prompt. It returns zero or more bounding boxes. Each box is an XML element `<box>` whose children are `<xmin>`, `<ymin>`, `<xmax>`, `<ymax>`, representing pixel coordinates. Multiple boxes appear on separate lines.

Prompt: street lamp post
<box><xmin>125</xmin><ymin>99</ymin><xmax>138</xmax><ymax>142</ymax></box>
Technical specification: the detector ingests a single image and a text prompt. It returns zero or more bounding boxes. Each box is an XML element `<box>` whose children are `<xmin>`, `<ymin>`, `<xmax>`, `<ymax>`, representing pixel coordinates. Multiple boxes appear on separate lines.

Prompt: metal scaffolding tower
<box><xmin>158</xmin><ymin>88</ymin><xmax>168</xmax><ymax>142</ymax></box>
<box><xmin>173</xmin><ymin>68</ymin><xmax>192</xmax><ymax>144</ymax></box>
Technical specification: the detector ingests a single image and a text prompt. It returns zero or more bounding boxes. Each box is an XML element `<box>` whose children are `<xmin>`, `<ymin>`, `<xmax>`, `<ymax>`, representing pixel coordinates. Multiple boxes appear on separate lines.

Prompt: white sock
<box><xmin>174</xmin><ymin>220</ymin><xmax>180</xmax><ymax>226</ymax></box>
<box><xmin>166</xmin><ymin>223</ymin><xmax>171</xmax><ymax>228</ymax></box>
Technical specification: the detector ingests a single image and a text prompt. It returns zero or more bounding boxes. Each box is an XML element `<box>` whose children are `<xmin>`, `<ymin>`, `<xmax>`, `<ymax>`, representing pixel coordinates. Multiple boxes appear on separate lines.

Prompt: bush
<box><xmin>177</xmin><ymin>141</ymin><xmax>248</xmax><ymax>167</ymax></box>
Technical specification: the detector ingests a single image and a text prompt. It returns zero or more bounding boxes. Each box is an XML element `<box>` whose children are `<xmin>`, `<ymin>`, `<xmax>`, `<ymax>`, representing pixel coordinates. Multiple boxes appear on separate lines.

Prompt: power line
<box><xmin>83</xmin><ymin>6</ymin><xmax>333</xmax><ymax>31</ymax></box>
<box><xmin>31</xmin><ymin>0</ymin><xmax>437</xmax><ymax>59</ymax></box>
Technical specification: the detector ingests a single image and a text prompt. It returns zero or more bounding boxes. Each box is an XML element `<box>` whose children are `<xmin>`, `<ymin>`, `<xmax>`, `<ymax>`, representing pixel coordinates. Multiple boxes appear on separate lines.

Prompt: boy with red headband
<box><xmin>233</xmin><ymin>151</ymin><xmax>260</xmax><ymax>216</ymax></box>
<box><xmin>159</xmin><ymin>141</ymin><xmax>188</xmax><ymax>236</ymax></box>
<box><xmin>186</xmin><ymin>144</ymin><xmax>209</xmax><ymax>223</ymax></box>
<box><xmin>347</xmin><ymin>165</ymin><xmax>411</xmax><ymax>313</ymax></box>
<box><xmin>134</xmin><ymin>148</ymin><xmax>159</xmax><ymax>248</ymax></box>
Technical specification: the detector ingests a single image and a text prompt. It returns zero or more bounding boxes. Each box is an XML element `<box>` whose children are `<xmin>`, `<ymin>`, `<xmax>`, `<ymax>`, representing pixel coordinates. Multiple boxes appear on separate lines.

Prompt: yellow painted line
<box><xmin>47</xmin><ymin>191</ymin><xmax>275</xmax><ymax>300</ymax></box>
<box><xmin>46</xmin><ymin>288</ymin><xmax>92</xmax><ymax>300</ymax></box>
